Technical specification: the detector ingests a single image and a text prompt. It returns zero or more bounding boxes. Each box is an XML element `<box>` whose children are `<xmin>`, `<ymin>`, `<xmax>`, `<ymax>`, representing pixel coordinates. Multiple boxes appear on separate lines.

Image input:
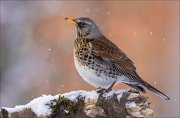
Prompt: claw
<box><xmin>95</xmin><ymin>81</ymin><xmax>116</xmax><ymax>95</ymax></box>
<box><xmin>96</xmin><ymin>87</ymin><xmax>113</xmax><ymax>96</ymax></box>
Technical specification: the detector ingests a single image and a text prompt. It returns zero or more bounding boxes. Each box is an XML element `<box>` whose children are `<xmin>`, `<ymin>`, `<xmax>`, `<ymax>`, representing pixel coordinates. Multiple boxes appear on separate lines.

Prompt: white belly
<box><xmin>73</xmin><ymin>49</ymin><xmax>130</xmax><ymax>88</ymax></box>
<box><xmin>74</xmin><ymin>56</ymin><xmax>116</xmax><ymax>88</ymax></box>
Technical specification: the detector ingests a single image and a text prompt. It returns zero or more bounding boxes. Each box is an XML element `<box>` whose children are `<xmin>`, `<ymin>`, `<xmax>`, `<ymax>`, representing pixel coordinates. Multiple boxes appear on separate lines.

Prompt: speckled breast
<box><xmin>73</xmin><ymin>38</ymin><xmax>117</xmax><ymax>88</ymax></box>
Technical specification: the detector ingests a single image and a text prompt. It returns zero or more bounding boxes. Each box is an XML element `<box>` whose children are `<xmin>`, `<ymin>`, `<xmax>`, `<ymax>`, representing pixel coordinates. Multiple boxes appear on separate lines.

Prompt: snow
<box><xmin>3</xmin><ymin>95</ymin><xmax>57</xmax><ymax>117</ymax></box>
<box><xmin>128</xmin><ymin>92</ymin><xmax>140</xmax><ymax>100</ymax></box>
<box><xmin>126</xmin><ymin>102</ymin><xmax>137</xmax><ymax>108</ymax></box>
<box><xmin>48</xmin><ymin>48</ymin><xmax>52</xmax><ymax>52</ymax></box>
<box><xmin>2</xmin><ymin>90</ymin><xmax>132</xmax><ymax>117</ymax></box>
<box><xmin>154</xmin><ymin>81</ymin><xmax>157</xmax><ymax>85</ymax></box>
<box><xmin>84</xmin><ymin>90</ymin><xmax>99</xmax><ymax>101</ymax></box>
<box><xmin>62</xmin><ymin>90</ymin><xmax>99</xmax><ymax>102</ymax></box>
<box><xmin>125</xmin><ymin>93</ymin><xmax>153</xmax><ymax>117</ymax></box>
<box><xmin>63</xmin><ymin>89</ymin><xmax>128</xmax><ymax>102</ymax></box>
<box><xmin>64</xmin><ymin>109</ymin><xmax>69</xmax><ymax>113</ymax></box>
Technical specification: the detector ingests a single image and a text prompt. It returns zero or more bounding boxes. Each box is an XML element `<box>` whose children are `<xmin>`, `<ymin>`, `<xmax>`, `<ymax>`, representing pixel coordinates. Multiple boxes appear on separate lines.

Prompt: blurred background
<box><xmin>0</xmin><ymin>1</ymin><xmax>179</xmax><ymax>117</ymax></box>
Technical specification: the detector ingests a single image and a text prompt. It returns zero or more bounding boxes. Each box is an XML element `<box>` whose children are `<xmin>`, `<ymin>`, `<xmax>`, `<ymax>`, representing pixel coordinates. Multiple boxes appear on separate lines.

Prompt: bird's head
<box><xmin>65</xmin><ymin>17</ymin><xmax>102</xmax><ymax>39</ymax></box>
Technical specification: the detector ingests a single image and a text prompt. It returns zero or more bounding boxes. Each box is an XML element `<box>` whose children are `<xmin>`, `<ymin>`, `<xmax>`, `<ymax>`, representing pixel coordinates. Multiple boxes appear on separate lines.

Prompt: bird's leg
<box><xmin>106</xmin><ymin>81</ymin><xmax>116</xmax><ymax>92</ymax></box>
<box><xmin>95</xmin><ymin>87</ymin><xmax>104</xmax><ymax>94</ymax></box>
<box><xmin>96</xmin><ymin>81</ymin><xmax>116</xmax><ymax>95</ymax></box>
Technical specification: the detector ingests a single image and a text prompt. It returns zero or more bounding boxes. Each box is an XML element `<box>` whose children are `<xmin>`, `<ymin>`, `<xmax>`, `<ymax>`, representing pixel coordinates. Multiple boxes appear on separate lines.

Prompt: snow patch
<box><xmin>62</xmin><ymin>90</ymin><xmax>99</xmax><ymax>102</ymax></box>
<box><xmin>3</xmin><ymin>95</ymin><xmax>57</xmax><ymax>117</ymax></box>
<box><xmin>128</xmin><ymin>93</ymin><xmax>139</xmax><ymax>100</ymax></box>
<box><xmin>126</xmin><ymin>102</ymin><xmax>137</xmax><ymax>108</ymax></box>
<box><xmin>3</xmin><ymin>90</ymin><xmax>129</xmax><ymax>117</ymax></box>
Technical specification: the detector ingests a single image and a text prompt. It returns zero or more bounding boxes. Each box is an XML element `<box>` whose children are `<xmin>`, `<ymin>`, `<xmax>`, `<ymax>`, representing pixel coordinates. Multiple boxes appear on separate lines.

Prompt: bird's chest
<box><xmin>74</xmin><ymin>55</ymin><xmax>115</xmax><ymax>88</ymax></box>
<box><xmin>74</xmin><ymin>38</ymin><xmax>93</xmax><ymax>66</ymax></box>
<box><xmin>73</xmin><ymin>41</ymin><xmax>115</xmax><ymax>88</ymax></box>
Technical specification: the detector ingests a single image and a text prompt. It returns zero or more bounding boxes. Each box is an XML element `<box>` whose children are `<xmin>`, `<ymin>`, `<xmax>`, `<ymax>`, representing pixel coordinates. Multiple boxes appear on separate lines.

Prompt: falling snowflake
<box><xmin>48</xmin><ymin>48</ymin><xmax>52</xmax><ymax>52</ymax></box>
<box><xmin>154</xmin><ymin>81</ymin><xmax>157</xmax><ymax>85</ymax></box>
<box><xmin>107</xmin><ymin>11</ymin><xmax>111</xmax><ymax>15</ymax></box>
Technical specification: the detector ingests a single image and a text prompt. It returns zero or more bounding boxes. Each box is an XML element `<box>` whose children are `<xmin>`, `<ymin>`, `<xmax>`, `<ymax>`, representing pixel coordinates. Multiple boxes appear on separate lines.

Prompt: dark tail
<box><xmin>130</xmin><ymin>72</ymin><xmax>171</xmax><ymax>100</ymax></box>
<box><xmin>143</xmin><ymin>81</ymin><xmax>170</xmax><ymax>100</ymax></box>
<box><xmin>126</xmin><ymin>81</ymin><xmax>170</xmax><ymax>100</ymax></box>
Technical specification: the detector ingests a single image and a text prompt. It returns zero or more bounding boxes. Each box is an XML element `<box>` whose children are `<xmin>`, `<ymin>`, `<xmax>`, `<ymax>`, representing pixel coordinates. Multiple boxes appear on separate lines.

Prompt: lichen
<box><xmin>50</xmin><ymin>95</ymin><xmax>86</xmax><ymax>118</ymax></box>
<box><xmin>95</xmin><ymin>93</ymin><xmax>129</xmax><ymax>118</ymax></box>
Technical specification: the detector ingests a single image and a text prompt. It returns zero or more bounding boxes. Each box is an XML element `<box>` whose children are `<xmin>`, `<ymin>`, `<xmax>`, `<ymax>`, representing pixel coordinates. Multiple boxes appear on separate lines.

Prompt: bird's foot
<box><xmin>96</xmin><ymin>87</ymin><xmax>112</xmax><ymax>96</ymax></box>
<box><xmin>95</xmin><ymin>81</ymin><xmax>116</xmax><ymax>96</ymax></box>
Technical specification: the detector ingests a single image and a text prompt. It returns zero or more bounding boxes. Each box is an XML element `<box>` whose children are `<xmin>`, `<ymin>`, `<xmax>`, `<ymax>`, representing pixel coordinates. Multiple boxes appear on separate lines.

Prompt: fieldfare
<box><xmin>65</xmin><ymin>17</ymin><xmax>170</xmax><ymax>100</ymax></box>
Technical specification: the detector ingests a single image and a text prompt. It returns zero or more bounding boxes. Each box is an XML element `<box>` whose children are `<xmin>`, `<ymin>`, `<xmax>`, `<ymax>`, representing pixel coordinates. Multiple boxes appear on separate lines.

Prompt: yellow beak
<box><xmin>64</xmin><ymin>17</ymin><xmax>78</xmax><ymax>26</ymax></box>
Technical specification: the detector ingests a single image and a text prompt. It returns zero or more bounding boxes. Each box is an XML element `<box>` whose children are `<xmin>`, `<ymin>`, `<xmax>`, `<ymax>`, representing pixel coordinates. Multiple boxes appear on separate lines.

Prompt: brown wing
<box><xmin>90</xmin><ymin>36</ymin><xmax>136</xmax><ymax>71</ymax></box>
<box><xmin>89</xmin><ymin>36</ymin><xmax>145</xmax><ymax>85</ymax></box>
<box><xmin>89</xmin><ymin>37</ymin><xmax>170</xmax><ymax>100</ymax></box>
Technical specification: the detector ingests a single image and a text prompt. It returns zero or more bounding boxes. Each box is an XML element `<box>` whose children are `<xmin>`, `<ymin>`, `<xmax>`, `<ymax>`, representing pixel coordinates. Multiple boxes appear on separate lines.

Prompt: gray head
<box><xmin>65</xmin><ymin>17</ymin><xmax>102</xmax><ymax>39</ymax></box>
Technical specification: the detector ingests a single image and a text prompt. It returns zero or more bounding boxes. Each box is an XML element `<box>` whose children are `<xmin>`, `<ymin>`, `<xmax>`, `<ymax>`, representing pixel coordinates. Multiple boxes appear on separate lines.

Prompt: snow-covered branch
<box><xmin>0</xmin><ymin>90</ymin><xmax>153</xmax><ymax>118</ymax></box>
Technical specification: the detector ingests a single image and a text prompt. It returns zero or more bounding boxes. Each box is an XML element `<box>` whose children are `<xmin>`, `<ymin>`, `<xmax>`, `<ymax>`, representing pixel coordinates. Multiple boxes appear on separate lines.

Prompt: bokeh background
<box><xmin>0</xmin><ymin>1</ymin><xmax>179</xmax><ymax>117</ymax></box>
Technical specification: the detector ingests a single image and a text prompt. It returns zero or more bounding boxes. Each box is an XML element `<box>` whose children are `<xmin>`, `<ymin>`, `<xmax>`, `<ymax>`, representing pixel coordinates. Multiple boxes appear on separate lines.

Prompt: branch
<box><xmin>0</xmin><ymin>90</ymin><xmax>153</xmax><ymax>118</ymax></box>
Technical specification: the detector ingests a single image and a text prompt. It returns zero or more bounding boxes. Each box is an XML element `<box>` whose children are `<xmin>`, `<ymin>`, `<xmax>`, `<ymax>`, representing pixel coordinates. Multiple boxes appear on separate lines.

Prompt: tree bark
<box><xmin>0</xmin><ymin>90</ymin><xmax>153</xmax><ymax>118</ymax></box>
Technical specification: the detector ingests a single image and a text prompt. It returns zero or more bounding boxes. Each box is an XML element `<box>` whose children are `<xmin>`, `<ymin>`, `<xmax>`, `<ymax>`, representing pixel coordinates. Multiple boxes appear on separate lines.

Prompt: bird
<box><xmin>64</xmin><ymin>17</ymin><xmax>170</xmax><ymax>100</ymax></box>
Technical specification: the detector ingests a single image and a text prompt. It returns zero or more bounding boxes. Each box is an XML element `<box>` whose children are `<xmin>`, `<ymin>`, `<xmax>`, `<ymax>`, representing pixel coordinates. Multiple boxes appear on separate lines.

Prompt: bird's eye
<box><xmin>79</xmin><ymin>22</ymin><xmax>86</xmax><ymax>27</ymax></box>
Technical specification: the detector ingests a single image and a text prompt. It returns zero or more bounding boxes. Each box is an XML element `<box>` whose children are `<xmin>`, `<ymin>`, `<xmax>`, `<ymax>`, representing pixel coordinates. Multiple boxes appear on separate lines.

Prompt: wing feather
<box><xmin>89</xmin><ymin>36</ymin><xmax>146</xmax><ymax>84</ymax></box>
<box><xmin>90</xmin><ymin>36</ymin><xmax>136</xmax><ymax>71</ymax></box>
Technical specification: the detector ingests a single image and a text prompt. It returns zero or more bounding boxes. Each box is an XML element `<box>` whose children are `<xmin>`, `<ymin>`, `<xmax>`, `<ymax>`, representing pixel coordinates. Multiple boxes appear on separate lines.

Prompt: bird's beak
<box><xmin>64</xmin><ymin>17</ymin><xmax>78</xmax><ymax>26</ymax></box>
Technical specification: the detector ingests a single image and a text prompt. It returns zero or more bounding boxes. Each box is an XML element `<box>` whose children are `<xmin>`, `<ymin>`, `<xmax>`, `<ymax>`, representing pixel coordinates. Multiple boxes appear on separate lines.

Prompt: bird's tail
<box><xmin>142</xmin><ymin>80</ymin><xmax>170</xmax><ymax>100</ymax></box>
<box><xmin>131</xmin><ymin>72</ymin><xmax>170</xmax><ymax>100</ymax></box>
